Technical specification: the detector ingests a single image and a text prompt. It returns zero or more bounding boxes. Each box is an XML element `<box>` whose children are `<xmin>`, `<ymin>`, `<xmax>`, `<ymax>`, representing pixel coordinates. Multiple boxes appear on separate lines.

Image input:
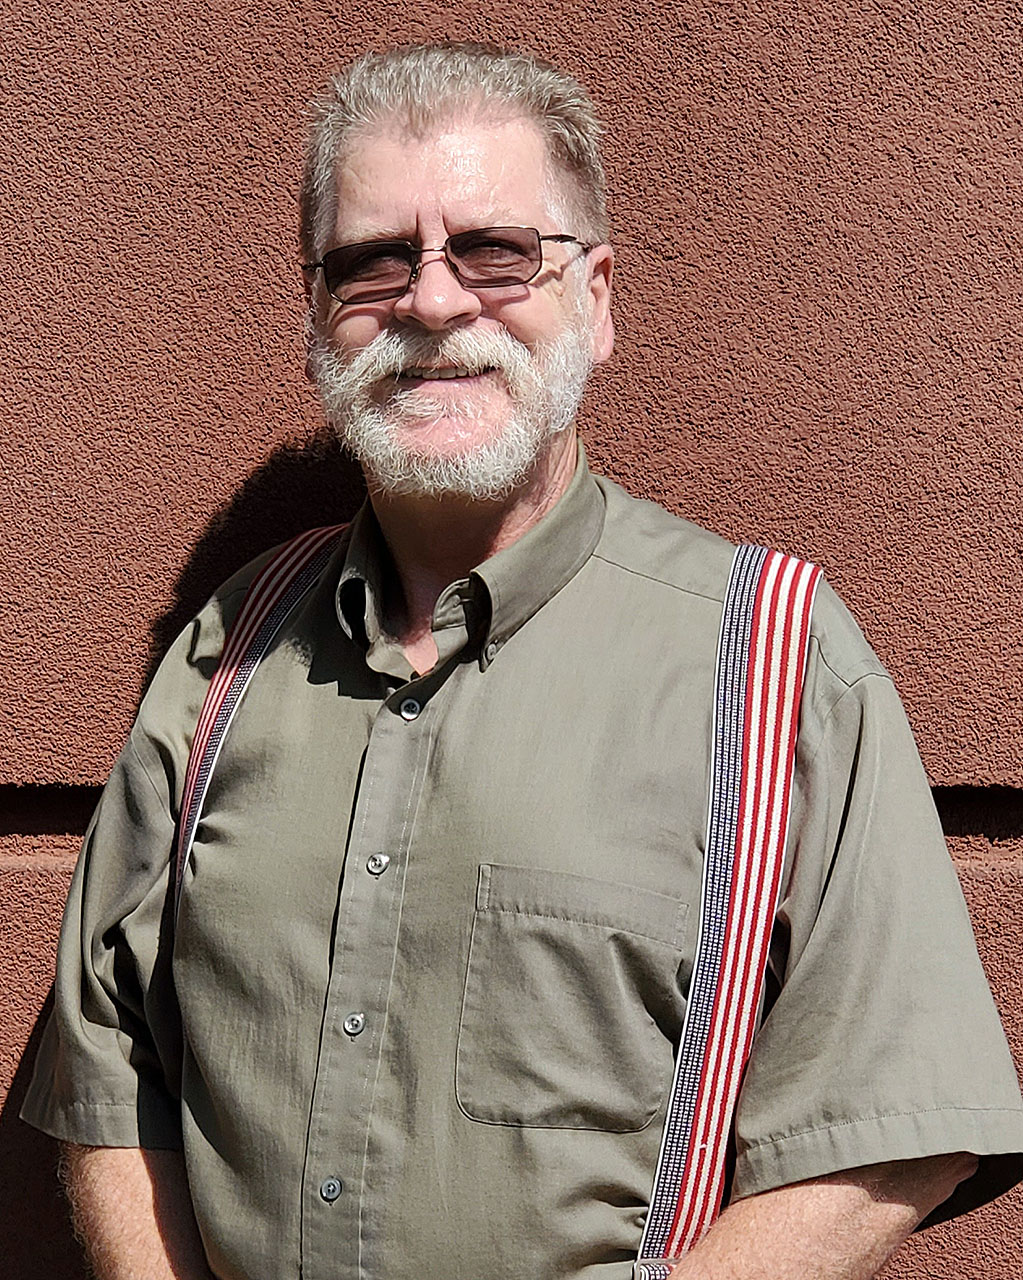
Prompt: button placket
<box><xmin>301</xmin><ymin>698</ymin><xmax>433</xmax><ymax>1280</ymax></box>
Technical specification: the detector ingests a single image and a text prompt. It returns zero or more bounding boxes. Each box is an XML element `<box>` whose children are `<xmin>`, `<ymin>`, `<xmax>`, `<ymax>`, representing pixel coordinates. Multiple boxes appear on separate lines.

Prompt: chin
<box><xmin>386</xmin><ymin>411</ymin><xmax>512</xmax><ymax>456</ymax></box>
<box><xmin>352</xmin><ymin>417</ymin><xmax>557</xmax><ymax>502</ymax></box>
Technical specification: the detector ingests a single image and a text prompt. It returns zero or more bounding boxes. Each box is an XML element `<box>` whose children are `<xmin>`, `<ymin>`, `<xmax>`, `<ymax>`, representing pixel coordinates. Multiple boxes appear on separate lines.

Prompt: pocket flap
<box><xmin>476</xmin><ymin>863</ymin><xmax>687</xmax><ymax>950</ymax></box>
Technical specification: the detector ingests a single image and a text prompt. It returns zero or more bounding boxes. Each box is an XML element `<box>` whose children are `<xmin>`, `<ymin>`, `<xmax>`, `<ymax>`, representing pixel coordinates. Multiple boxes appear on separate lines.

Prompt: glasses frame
<box><xmin>302</xmin><ymin>226</ymin><xmax>594</xmax><ymax>305</ymax></box>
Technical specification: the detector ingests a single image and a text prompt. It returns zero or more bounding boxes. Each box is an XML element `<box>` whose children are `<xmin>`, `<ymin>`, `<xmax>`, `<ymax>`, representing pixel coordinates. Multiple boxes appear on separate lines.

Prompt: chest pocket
<box><xmin>455</xmin><ymin>863</ymin><xmax>689</xmax><ymax>1131</ymax></box>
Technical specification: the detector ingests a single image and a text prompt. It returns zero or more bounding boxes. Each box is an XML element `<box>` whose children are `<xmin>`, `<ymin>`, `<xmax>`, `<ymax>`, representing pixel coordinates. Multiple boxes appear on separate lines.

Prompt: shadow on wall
<box><xmin>143</xmin><ymin>428</ymin><xmax>367</xmax><ymax>695</ymax></box>
<box><xmin>2</xmin><ymin>999</ymin><xmax>84</xmax><ymax>1279</ymax></box>
<box><xmin>4</xmin><ymin>433</ymin><xmax>367</xmax><ymax>1280</ymax></box>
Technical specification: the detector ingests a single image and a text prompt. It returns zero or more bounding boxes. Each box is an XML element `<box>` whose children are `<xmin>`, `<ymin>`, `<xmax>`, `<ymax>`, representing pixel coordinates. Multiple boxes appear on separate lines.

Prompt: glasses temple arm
<box><xmin>538</xmin><ymin>234</ymin><xmax>597</xmax><ymax>251</ymax></box>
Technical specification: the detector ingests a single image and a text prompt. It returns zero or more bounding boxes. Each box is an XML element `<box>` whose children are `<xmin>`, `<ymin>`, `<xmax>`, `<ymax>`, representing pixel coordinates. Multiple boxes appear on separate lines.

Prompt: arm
<box><xmin>61</xmin><ymin>1144</ymin><xmax>216</xmax><ymax>1280</ymax></box>
<box><xmin>667</xmin><ymin>1152</ymin><xmax>978</xmax><ymax>1280</ymax></box>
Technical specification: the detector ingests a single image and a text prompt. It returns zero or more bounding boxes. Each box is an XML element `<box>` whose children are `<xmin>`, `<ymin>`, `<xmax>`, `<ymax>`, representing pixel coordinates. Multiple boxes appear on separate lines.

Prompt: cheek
<box><xmin>485</xmin><ymin>290</ymin><xmax>577</xmax><ymax>348</ymax></box>
<box><xmin>489</xmin><ymin>306</ymin><xmax>558</xmax><ymax>349</ymax></box>
<box><xmin>325</xmin><ymin>308</ymin><xmax>389</xmax><ymax>352</ymax></box>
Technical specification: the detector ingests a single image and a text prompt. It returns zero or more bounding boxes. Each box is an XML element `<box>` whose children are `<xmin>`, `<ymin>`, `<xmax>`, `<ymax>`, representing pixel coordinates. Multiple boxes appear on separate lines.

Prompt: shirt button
<box><xmin>399</xmin><ymin>697</ymin><xmax>421</xmax><ymax>720</ymax></box>
<box><xmin>319</xmin><ymin>1177</ymin><xmax>343</xmax><ymax>1203</ymax></box>
<box><xmin>366</xmin><ymin>853</ymin><xmax>390</xmax><ymax>876</ymax></box>
<box><xmin>343</xmin><ymin>1012</ymin><xmax>366</xmax><ymax>1036</ymax></box>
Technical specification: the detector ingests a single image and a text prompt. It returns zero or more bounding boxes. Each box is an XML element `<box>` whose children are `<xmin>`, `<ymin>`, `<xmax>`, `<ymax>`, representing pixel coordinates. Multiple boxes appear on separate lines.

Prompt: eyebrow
<box><xmin>337</xmin><ymin>216</ymin><xmax>526</xmax><ymax>245</ymax></box>
<box><xmin>332</xmin><ymin>228</ymin><xmax>409</xmax><ymax>246</ymax></box>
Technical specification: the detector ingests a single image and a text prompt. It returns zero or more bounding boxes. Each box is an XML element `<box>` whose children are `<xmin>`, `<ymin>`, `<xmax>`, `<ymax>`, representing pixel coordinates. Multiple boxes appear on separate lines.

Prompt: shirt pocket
<box><xmin>455</xmin><ymin>863</ymin><xmax>689</xmax><ymax>1131</ymax></box>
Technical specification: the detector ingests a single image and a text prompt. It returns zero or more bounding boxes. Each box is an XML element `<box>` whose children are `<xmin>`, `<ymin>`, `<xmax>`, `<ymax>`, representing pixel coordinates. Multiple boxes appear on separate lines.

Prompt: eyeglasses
<box><xmin>302</xmin><ymin>226</ymin><xmax>593</xmax><ymax>305</ymax></box>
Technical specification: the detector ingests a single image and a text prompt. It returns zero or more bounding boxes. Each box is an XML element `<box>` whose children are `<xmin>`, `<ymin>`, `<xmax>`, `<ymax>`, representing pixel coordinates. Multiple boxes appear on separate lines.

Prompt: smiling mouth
<box><xmin>398</xmin><ymin>365</ymin><xmax>498</xmax><ymax>382</ymax></box>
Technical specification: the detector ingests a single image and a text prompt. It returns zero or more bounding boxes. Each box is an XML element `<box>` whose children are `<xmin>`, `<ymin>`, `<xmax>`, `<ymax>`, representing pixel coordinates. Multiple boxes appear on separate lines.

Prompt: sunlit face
<box><xmin>307</xmin><ymin>115</ymin><xmax>613</xmax><ymax>498</ymax></box>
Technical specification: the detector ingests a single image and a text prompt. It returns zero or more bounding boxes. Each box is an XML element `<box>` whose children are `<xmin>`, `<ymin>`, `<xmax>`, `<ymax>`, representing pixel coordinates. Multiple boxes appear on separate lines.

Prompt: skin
<box><xmin>61</xmin><ymin>1145</ymin><xmax>213</xmax><ymax>1280</ymax></box>
<box><xmin>310</xmin><ymin>116</ymin><xmax>614</xmax><ymax>672</ymax></box>
<box><xmin>63</xmin><ymin>114</ymin><xmax>981</xmax><ymax>1278</ymax></box>
<box><xmin>664</xmin><ymin>1154</ymin><xmax>978</xmax><ymax>1279</ymax></box>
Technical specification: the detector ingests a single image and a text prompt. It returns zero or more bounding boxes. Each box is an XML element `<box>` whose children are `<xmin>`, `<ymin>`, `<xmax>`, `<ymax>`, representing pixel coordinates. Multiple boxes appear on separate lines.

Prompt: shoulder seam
<box><xmin>810</xmin><ymin>635</ymin><xmax>890</xmax><ymax>692</ymax></box>
<box><xmin>590</xmin><ymin>550</ymin><xmax>726</xmax><ymax>605</ymax></box>
<box><xmin>799</xmin><ymin>666</ymin><xmax>895</xmax><ymax>781</ymax></box>
<box><xmin>124</xmin><ymin>735</ymin><xmax>178</xmax><ymax>834</ymax></box>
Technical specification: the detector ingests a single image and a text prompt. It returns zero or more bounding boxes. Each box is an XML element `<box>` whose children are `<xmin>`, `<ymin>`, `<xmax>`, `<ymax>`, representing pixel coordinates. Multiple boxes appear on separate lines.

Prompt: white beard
<box><xmin>308</xmin><ymin>303</ymin><xmax>594</xmax><ymax>500</ymax></box>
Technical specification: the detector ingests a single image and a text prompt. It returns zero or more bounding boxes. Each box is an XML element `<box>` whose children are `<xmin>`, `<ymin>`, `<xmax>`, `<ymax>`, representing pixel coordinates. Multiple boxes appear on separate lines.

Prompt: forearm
<box><xmin>666</xmin><ymin>1152</ymin><xmax>978</xmax><ymax>1280</ymax></box>
<box><xmin>60</xmin><ymin>1143</ymin><xmax>215</xmax><ymax>1280</ymax></box>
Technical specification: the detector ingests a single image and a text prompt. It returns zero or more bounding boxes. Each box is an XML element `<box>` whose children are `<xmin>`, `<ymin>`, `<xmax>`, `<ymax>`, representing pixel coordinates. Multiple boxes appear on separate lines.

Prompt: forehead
<box><xmin>332</xmin><ymin>116</ymin><xmax>559</xmax><ymax>240</ymax></box>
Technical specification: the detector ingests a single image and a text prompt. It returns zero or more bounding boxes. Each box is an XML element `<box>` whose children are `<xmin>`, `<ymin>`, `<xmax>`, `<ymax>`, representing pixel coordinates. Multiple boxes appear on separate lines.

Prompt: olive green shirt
<box><xmin>24</xmin><ymin>450</ymin><xmax>1023</xmax><ymax>1280</ymax></box>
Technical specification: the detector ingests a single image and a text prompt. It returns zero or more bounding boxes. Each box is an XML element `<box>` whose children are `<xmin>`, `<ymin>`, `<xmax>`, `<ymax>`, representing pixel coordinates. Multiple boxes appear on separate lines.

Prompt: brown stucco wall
<box><xmin>3</xmin><ymin>2</ymin><xmax>1021</xmax><ymax>1276</ymax></box>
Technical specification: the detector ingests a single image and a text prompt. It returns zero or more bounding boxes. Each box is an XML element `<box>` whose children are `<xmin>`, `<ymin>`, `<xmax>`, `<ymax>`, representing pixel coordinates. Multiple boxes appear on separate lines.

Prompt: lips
<box><xmin>398</xmin><ymin>365</ymin><xmax>498</xmax><ymax>381</ymax></box>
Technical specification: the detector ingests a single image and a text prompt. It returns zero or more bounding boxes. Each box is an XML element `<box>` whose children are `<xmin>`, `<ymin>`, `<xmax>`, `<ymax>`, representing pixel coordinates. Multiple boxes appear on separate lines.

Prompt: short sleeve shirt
<box><xmin>23</xmin><ymin>449</ymin><xmax>1023</xmax><ymax>1280</ymax></box>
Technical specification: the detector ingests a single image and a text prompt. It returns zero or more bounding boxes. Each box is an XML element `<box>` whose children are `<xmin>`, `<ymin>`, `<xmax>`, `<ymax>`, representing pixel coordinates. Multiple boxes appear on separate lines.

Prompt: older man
<box><xmin>23</xmin><ymin>43</ymin><xmax>1023</xmax><ymax>1280</ymax></box>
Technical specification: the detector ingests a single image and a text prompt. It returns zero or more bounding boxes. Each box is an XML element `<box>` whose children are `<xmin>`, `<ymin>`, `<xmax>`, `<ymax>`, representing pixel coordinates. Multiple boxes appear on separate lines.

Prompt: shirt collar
<box><xmin>335</xmin><ymin>503</ymin><xmax>389</xmax><ymax>649</ymax></box>
<box><xmin>470</xmin><ymin>443</ymin><xmax>604</xmax><ymax>666</ymax></box>
<box><xmin>335</xmin><ymin>441</ymin><xmax>605</xmax><ymax>669</ymax></box>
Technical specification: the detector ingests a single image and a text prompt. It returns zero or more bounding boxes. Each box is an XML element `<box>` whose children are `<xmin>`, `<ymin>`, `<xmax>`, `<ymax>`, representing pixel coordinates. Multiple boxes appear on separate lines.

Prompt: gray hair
<box><xmin>300</xmin><ymin>43</ymin><xmax>609</xmax><ymax>262</ymax></box>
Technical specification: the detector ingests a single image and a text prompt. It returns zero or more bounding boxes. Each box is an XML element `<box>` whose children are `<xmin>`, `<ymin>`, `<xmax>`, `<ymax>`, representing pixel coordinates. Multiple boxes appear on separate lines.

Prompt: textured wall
<box><xmin>3</xmin><ymin>1</ymin><xmax>1021</xmax><ymax>1276</ymax></box>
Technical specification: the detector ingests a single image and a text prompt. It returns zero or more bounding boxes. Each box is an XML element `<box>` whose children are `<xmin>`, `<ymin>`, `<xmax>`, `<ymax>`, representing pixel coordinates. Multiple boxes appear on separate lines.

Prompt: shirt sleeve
<box><xmin>730</xmin><ymin>587</ymin><xmax>1023</xmax><ymax>1220</ymax></box>
<box><xmin>19</xmin><ymin>588</ymin><xmax>237</xmax><ymax>1149</ymax></box>
<box><xmin>21</xmin><ymin>737</ymin><xmax>185</xmax><ymax>1147</ymax></box>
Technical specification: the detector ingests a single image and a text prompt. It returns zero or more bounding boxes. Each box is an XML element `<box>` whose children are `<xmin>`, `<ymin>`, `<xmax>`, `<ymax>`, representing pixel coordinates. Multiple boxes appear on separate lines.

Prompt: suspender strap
<box><xmin>636</xmin><ymin>545</ymin><xmax>822</xmax><ymax>1277</ymax></box>
<box><xmin>173</xmin><ymin>524</ymin><xmax>348</xmax><ymax>915</ymax></box>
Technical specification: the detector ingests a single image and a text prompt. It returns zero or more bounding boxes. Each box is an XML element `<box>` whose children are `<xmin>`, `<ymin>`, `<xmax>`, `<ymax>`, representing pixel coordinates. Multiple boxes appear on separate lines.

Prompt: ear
<box><xmin>586</xmin><ymin>243</ymin><xmax>614</xmax><ymax>364</ymax></box>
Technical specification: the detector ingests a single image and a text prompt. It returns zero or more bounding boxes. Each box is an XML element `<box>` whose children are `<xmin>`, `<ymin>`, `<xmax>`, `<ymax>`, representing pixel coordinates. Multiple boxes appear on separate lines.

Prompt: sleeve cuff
<box><xmin>20</xmin><ymin>1090</ymin><xmax>182</xmax><ymax>1150</ymax></box>
<box><xmin>733</xmin><ymin>1106</ymin><xmax>1023</xmax><ymax>1220</ymax></box>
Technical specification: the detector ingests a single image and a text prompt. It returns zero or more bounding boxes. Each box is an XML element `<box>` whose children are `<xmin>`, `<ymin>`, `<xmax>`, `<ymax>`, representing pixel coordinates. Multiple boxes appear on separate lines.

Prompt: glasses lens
<box><xmin>323</xmin><ymin>241</ymin><xmax>416</xmax><ymax>303</ymax></box>
<box><xmin>447</xmin><ymin>227</ymin><xmax>541</xmax><ymax>287</ymax></box>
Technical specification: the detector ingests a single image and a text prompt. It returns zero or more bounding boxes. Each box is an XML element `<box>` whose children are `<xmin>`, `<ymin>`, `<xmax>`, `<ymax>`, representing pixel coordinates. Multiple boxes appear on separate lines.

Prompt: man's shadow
<box><xmin>143</xmin><ymin>430</ymin><xmax>367</xmax><ymax>693</ymax></box>
<box><xmin>2</xmin><ymin>432</ymin><xmax>366</xmax><ymax>1280</ymax></box>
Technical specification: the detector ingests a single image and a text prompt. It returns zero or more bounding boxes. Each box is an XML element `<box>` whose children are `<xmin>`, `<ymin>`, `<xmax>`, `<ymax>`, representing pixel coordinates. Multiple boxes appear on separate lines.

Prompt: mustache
<box><xmin>325</xmin><ymin>326</ymin><xmax>535</xmax><ymax>392</ymax></box>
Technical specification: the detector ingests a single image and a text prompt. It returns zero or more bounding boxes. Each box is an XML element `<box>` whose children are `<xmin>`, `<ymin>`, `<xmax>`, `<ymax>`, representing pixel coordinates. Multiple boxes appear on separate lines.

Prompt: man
<box><xmin>22</xmin><ymin>42</ymin><xmax>1023</xmax><ymax>1280</ymax></box>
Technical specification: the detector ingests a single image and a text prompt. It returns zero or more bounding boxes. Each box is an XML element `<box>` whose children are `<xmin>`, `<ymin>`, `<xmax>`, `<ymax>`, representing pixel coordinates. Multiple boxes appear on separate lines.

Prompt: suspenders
<box><xmin>636</xmin><ymin>545</ymin><xmax>822</xmax><ymax>1275</ymax></box>
<box><xmin>173</xmin><ymin>524</ymin><xmax>348</xmax><ymax>914</ymax></box>
<box><xmin>171</xmin><ymin>532</ymin><xmax>821</xmax><ymax>1272</ymax></box>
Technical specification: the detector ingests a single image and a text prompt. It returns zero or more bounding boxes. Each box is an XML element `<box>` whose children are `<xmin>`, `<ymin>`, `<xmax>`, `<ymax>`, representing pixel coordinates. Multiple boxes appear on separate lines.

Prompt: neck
<box><xmin>368</xmin><ymin>431</ymin><xmax>578</xmax><ymax>652</ymax></box>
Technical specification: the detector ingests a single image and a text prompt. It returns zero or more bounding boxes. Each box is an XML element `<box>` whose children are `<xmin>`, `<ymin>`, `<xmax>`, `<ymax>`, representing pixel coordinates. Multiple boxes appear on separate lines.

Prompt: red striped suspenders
<box><xmin>636</xmin><ymin>545</ymin><xmax>822</xmax><ymax>1276</ymax></box>
<box><xmin>170</xmin><ymin>532</ymin><xmax>821</xmax><ymax>1273</ymax></box>
<box><xmin>173</xmin><ymin>524</ymin><xmax>348</xmax><ymax>913</ymax></box>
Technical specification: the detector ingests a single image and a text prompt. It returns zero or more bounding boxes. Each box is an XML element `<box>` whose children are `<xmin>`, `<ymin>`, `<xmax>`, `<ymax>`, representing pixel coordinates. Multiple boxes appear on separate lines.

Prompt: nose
<box><xmin>390</xmin><ymin>248</ymin><xmax>482</xmax><ymax>331</ymax></box>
